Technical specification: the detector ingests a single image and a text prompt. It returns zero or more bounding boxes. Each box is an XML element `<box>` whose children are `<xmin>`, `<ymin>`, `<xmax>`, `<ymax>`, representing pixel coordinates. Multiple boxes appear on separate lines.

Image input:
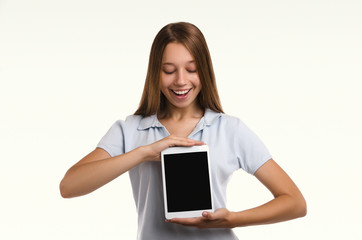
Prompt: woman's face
<box><xmin>160</xmin><ymin>42</ymin><xmax>201</xmax><ymax>111</ymax></box>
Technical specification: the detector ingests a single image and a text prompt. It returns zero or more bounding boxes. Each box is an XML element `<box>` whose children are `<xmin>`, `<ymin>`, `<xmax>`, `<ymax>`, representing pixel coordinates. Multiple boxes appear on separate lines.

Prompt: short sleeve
<box><xmin>96</xmin><ymin>120</ymin><xmax>125</xmax><ymax>157</ymax></box>
<box><xmin>234</xmin><ymin>119</ymin><xmax>272</xmax><ymax>175</ymax></box>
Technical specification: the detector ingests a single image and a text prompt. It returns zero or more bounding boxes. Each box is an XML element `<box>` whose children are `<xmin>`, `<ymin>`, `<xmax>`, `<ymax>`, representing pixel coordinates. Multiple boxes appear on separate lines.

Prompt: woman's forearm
<box><xmin>229</xmin><ymin>193</ymin><xmax>307</xmax><ymax>227</ymax></box>
<box><xmin>60</xmin><ymin>135</ymin><xmax>204</xmax><ymax>198</ymax></box>
<box><xmin>59</xmin><ymin>147</ymin><xmax>148</xmax><ymax>198</ymax></box>
<box><xmin>228</xmin><ymin>159</ymin><xmax>307</xmax><ymax>228</ymax></box>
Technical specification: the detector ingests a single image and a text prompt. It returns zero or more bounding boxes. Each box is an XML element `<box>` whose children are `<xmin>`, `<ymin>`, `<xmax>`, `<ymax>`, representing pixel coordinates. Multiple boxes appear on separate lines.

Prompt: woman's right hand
<box><xmin>60</xmin><ymin>135</ymin><xmax>203</xmax><ymax>198</ymax></box>
<box><xmin>142</xmin><ymin>135</ymin><xmax>204</xmax><ymax>162</ymax></box>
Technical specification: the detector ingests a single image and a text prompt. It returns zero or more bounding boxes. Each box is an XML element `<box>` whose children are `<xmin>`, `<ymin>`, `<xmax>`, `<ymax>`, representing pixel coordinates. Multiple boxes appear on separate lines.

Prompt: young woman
<box><xmin>60</xmin><ymin>22</ymin><xmax>306</xmax><ymax>240</ymax></box>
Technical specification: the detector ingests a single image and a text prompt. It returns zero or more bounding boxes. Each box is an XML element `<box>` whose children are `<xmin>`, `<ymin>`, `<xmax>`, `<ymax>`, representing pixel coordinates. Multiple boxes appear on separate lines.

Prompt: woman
<box><xmin>60</xmin><ymin>22</ymin><xmax>306</xmax><ymax>240</ymax></box>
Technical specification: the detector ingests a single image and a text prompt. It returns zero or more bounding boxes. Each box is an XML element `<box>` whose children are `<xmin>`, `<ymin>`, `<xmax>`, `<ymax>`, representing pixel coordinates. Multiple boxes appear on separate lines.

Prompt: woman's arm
<box><xmin>59</xmin><ymin>135</ymin><xmax>204</xmax><ymax>198</ymax></box>
<box><xmin>229</xmin><ymin>159</ymin><xmax>307</xmax><ymax>226</ymax></box>
<box><xmin>167</xmin><ymin>159</ymin><xmax>307</xmax><ymax>228</ymax></box>
<box><xmin>59</xmin><ymin>147</ymin><xmax>146</xmax><ymax>198</ymax></box>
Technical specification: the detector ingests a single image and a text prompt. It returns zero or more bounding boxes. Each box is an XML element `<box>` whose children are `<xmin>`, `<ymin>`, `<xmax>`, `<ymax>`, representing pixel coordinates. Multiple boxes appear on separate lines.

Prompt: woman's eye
<box><xmin>187</xmin><ymin>69</ymin><xmax>197</xmax><ymax>73</ymax></box>
<box><xmin>163</xmin><ymin>70</ymin><xmax>175</xmax><ymax>74</ymax></box>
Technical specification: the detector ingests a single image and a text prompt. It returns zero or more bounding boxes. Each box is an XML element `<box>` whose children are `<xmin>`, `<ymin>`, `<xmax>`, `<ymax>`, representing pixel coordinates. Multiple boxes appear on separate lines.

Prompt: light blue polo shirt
<box><xmin>97</xmin><ymin>108</ymin><xmax>272</xmax><ymax>240</ymax></box>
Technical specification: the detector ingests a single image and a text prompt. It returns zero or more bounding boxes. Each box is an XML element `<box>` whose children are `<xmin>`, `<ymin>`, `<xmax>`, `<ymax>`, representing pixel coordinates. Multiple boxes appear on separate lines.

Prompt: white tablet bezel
<box><xmin>161</xmin><ymin>145</ymin><xmax>214</xmax><ymax>219</ymax></box>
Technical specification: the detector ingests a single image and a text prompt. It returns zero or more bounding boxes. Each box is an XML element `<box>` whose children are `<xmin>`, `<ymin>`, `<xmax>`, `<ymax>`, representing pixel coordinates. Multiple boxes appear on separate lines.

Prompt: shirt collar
<box><xmin>203</xmin><ymin>108</ymin><xmax>222</xmax><ymax>126</ymax></box>
<box><xmin>137</xmin><ymin>108</ymin><xmax>222</xmax><ymax>130</ymax></box>
<box><xmin>137</xmin><ymin>114</ymin><xmax>163</xmax><ymax>130</ymax></box>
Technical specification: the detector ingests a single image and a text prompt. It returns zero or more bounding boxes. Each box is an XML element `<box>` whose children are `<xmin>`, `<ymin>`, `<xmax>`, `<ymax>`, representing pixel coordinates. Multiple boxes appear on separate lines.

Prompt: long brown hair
<box><xmin>134</xmin><ymin>22</ymin><xmax>223</xmax><ymax>116</ymax></box>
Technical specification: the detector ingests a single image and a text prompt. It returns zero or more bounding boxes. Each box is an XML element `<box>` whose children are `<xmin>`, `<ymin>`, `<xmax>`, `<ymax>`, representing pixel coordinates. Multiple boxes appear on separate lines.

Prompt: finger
<box><xmin>202</xmin><ymin>211</ymin><xmax>217</xmax><ymax>220</ymax></box>
<box><xmin>168</xmin><ymin>217</ymin><xmax>211</xmax><ymax>229</ymax></box>
<box><xmin>202</xmin><ymin>208</ymin><xmax>227</xmax><ymax>220</ymax></box>
<box><xmin>166</xmin><ymin>137</ymin><xmax>204</xmax><ymax>148</ymax></box>
<box><xmin>167</xmin><ymin>217</ymin><xmax>202</xmax><ymax>226</ymax></box>
<box><xmin>202</xmin><ymin>211</ymin><xmax>210</xmax><ymax>218</ymax></box>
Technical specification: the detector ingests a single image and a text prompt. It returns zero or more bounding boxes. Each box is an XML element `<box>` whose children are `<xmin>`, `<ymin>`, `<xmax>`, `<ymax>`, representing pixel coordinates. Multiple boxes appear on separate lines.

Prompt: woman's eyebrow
<box><xmin>162</xmin><ymin>60</ymin><xmax>195</xmax><ymax>65</ymax></box>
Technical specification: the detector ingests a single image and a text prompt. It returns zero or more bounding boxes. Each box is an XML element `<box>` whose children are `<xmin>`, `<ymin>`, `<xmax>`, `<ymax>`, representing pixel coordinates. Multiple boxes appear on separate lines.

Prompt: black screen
<box><xmin>164</xmin><ymin>151</ymin><xmax>212</xmax><ymax>212</ymax></box>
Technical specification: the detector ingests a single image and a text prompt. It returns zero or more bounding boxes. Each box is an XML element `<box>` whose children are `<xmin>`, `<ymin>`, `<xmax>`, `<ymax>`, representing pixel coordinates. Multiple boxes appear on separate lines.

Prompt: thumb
<box><xmin>203</xmin><ymin>208</ymin><xmax>228</xmax><ymax>220</ymax></box>
<box><xmin>202</xmin><ymin>211</ymin><xmax>216</xmax><ymax>220</ymax></box>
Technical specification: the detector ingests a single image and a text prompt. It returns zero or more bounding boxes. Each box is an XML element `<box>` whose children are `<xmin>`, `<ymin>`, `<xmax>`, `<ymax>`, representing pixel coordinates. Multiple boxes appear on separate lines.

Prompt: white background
<box><xmin>1</xmin><ymin>0</ymin><xmax>361</xmax><ymax>239</ymax></box>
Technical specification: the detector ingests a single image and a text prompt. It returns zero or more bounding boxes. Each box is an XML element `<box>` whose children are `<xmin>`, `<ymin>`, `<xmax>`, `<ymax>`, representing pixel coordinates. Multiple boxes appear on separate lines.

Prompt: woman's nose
<box><xmin>175</xmin><ymin>69</ymin><xmax>187</xmax><ymax>85</ymax></box>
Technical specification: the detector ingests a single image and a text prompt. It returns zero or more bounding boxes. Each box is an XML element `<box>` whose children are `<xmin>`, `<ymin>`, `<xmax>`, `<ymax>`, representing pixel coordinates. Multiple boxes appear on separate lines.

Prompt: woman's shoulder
<box><xmin>204</xmin><ymin>108</ymin><xmax>239</xmax><ymax>124</ymax></box>
<box><xmin>213</xmin><ymin>111</ymin><xmax>255</xmax><ymax>137</ymax></box>
<box><xmin>218</xmin><ymin>111</ymin><xmax>245</xmax><ymax>126</ymax></box>
<box><xmin>106</xmin><ymin>114</ymin><xmax>143</xmax><ymax>130</ymax></box>
<box><xmin>111</xmin><ymin>114</ymin><xmax>143</xmax><ymax>130</ymax></box>
<box><xmin>124</xmin><ymin>114</ymin><xmax>143</xmax><ymax>123</ymax></box>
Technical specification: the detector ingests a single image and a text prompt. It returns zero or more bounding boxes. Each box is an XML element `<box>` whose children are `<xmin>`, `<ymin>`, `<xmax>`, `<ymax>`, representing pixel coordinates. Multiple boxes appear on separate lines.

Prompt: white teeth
<box><xmin>173</xmin><ymin>89</ymin><xmax>190</xmax><ymax>95</ymax></box>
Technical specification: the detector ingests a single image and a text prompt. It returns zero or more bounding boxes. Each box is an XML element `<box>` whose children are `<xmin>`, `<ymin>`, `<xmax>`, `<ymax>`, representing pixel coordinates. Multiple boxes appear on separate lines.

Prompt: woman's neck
<box><xmin>159</xmin><ymin>103</ymin><xmax>204</xmax><ymax>121</ymax></box>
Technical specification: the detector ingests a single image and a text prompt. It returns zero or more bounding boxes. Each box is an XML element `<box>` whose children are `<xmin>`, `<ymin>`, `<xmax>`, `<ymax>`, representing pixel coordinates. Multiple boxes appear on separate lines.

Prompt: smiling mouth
<box><xmin>171</xmin><ymin>89</ymin><xmax>191</xmax><ymax>96</ymax></box>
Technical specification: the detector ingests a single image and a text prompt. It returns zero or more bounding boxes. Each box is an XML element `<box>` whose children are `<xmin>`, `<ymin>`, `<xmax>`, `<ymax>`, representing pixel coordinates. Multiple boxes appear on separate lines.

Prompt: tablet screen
<box><xmin>163</xmin><ymin>151</ymin><xmax>212</xmax><ymax>212</ymax></box>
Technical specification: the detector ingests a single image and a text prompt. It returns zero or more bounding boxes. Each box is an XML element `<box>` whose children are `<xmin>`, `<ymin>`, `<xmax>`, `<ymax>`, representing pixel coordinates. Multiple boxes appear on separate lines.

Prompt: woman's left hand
<box><xmin>166</xmin><ymin>208</ymin><xmax>234</xmax><ymax>229</ymax></box>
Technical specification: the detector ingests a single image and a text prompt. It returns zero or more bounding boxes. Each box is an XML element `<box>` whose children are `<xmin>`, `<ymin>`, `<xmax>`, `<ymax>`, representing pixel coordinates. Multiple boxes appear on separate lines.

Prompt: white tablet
<box><xmin>161</xmin><ymin>145</ymin><xmax>214</xmax><ymax>219</ymax></box>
